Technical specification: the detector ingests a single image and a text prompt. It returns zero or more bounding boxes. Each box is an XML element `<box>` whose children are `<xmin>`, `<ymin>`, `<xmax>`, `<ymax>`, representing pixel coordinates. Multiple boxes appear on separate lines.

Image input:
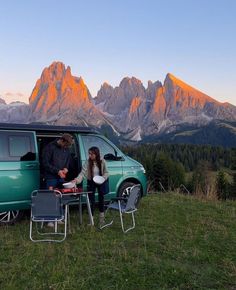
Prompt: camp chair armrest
<box><xmin>111</xmin><ymin>197</ymin><xmax>128</xmax><ymax>201</ymax></box>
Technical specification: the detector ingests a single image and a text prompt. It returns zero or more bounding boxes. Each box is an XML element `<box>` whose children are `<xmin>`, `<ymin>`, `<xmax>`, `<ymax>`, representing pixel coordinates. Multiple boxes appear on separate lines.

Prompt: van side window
<box><xmin>0</xmin><ymin>132</ymin><xmax>36</xmax><ymax>161</ymax></box>
<box><xmin>81</xmin><ymin>135</ymin><xmax>116</xmax><ymax>159</ymax></box>
<box><xmin>0</xmin><ymin>133</ymin><xmax>7</xmax><ymax>160</ymax></box>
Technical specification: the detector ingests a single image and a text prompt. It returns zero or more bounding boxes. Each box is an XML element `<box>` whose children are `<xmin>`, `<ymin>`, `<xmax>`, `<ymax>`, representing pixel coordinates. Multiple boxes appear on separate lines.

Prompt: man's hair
<box><xmin>60</xmin><ymin>133</ymin><xmax>73</xmax><ymax>146</ymax></box>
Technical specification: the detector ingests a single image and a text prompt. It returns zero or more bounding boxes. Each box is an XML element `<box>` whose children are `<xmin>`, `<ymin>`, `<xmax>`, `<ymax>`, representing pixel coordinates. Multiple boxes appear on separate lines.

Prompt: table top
<box><xmin>57</xmin><ymin>187</ymin><xmax>83</xmax><ymax>194</ymax></box>
<box><xmin>60</xmin><ymin>190</ymin><xmax>92</xmax><ymax>204</ymax></box>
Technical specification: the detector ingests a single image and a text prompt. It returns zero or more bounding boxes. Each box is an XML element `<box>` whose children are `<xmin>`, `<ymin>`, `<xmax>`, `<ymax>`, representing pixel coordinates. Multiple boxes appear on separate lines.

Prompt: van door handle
<box><xmin>25</xmin><ymin>164</ymin><xmax>37</xmax><ymax>168</ymax></box>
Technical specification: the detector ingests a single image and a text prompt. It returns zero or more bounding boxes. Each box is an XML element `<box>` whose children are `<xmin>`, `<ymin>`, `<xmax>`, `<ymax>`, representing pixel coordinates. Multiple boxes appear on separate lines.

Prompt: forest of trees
<box><xmin>121</xmin><ymin>144</ymin><xmax>236</xmax><ymax>200</ymax></box>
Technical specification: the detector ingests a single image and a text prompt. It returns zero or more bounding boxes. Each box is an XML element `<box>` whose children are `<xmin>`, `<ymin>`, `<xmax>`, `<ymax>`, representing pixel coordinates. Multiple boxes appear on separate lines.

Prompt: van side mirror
<box><xmin>104</xmin><ymin>153</ymin><xmax>123</xmax><ymax>161</ymax></box>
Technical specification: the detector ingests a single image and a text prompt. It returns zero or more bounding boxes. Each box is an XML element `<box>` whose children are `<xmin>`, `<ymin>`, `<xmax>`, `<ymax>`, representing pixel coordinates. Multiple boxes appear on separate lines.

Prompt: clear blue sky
<box><xmin>0</xmin><ymin>0</ymin><xmax>236</xmax><ymax>105</ymax></box>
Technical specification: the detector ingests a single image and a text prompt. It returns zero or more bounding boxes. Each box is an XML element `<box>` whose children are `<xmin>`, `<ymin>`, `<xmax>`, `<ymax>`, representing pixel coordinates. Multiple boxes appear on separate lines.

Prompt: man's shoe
<box><xmin>87</xmin><ymin>216</ymin><xmax>94</xmax><ymax>226</ymax></box>
<box><xmin>47</xmin><ymin>222</ymin><xmax>55</xmax><ymax>228</ymax></box>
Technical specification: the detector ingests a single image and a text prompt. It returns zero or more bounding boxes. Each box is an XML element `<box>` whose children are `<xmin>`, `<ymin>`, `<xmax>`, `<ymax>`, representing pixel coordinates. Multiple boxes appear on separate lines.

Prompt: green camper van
<box><xmin>0</xmin><ymin>123</ymin><xmax>147</xmax><ymax>224</ymax></box>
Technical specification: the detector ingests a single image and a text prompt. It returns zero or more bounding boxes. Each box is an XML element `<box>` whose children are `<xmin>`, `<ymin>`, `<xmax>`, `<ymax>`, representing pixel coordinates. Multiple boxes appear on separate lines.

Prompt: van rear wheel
<box><xmin>0</xmin><ymin>210</ymin><xmax>23</xmax><ymax>225</ymax></box>
<box><xmin>118</xmin><ymin>182</ymin><xmax>136</xmax><ymax>198</ymax></box>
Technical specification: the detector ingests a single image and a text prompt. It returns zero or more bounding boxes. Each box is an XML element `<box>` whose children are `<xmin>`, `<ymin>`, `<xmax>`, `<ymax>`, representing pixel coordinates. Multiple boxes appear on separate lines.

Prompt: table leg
<box><xmin>79</xmin><ymin>195</ymin><xmax>82</xmax><ymax>225</ymax></box>
<box><xmin>65</xmin><ymin>205</ymin><xmax>68</xmax><ymax>235</ymax></box>
<box><xmin>85</xmin><ymin>193</ymin><xmax>94</xmax><ymax>226</ymax></box>
<box><xmin>65</xmin><ymin>205</ymin><xmax>71</xmax><ymax>234</ymax></box>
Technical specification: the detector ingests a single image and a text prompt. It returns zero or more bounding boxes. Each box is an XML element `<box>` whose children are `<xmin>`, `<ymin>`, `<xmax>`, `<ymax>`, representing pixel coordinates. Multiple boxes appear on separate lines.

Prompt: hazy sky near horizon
<box><xmin>0</xmin><ymin>0</ymin><xmax>236</xmax><ymax>105</ymax></box>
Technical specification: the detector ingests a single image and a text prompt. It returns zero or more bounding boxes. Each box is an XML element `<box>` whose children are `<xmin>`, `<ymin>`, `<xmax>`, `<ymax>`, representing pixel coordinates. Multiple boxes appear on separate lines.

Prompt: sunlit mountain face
<box><xmin>30</xmin><ymin>62</ymin><xmax>92</xmax><ymax>119</ymax></box>
<box><xmin>1</xmin><ymin>61</ymin><xmax>236</xmax><ymax>146</ymax></box>
<box><xmin>29</xmin><ymin>62</ymin><xmax>110</xmax><ymax>127</ymax></box>
<box><xmin>95</xmin><ymin>71</ymin><xmax>236</xmax><ymax>138</ymax></box>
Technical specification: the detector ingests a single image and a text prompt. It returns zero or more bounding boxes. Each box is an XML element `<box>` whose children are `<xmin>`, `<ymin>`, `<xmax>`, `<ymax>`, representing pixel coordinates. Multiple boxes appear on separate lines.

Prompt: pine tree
<box><xmin>216</xmin><ymin>170</ymin><xmax>229</xmax><ymax>200</ymax></box>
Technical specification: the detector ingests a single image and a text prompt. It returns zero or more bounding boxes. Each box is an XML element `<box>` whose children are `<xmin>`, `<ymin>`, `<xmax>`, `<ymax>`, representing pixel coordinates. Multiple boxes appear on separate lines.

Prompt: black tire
<box><xmin>118</xmin><ymin>181</ymin><xmax>136</xmax><ymax>198</ymax></box>
<box><xmin>0</xmin><ymin>210</ymin><xmax>24</xmax><ymax>225</ymax></box>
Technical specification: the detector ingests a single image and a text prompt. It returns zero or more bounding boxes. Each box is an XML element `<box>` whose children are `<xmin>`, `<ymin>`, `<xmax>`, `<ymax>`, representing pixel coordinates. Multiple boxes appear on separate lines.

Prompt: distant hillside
<box><xmin>142</xmin><ymin>120</ymin><xmax>236</xmax><ymax>147</ymax></box>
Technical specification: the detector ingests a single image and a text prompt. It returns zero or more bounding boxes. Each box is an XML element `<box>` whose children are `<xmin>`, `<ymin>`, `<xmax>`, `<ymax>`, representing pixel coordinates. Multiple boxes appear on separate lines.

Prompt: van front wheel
<box><xmin>118</xmin><ymin>182</ymin><xmax>136</xmax><ymax>198</ymax></box>
<box><xmin>0</xmin><ymin>210</ymin><xmax>23</xmax><ymax>225</ymax></box>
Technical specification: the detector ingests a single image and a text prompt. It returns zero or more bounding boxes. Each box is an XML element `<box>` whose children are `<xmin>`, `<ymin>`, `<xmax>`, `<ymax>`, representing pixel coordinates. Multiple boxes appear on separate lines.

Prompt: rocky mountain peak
<box><xmin>120</xmin><ymin>76</ymin><xmax>142</xmax><ymax>86</ymax></box>
<box><xmin>163</xmin><ymin>73</ymin><xmax>219</xmax><ymax>111</ymax></box>
<box><xmin>165</xmin><ymin>73</ymin><xmax>201</xmax><ymax>93</ymax></box>
<box><xmin>99</xmin><ymin>82</ymin><xmax>113</xmax><ymax>93</ymax></box>
<box><xmin>146</xmin><ymin>80</ymin><xmax>162</xmax><ymax>100</ymax></box>
<box><xmin>40</xmin><ymin>61</ymin><xmax>67</xmax><ymax>83</ymax></box>
<box><xmin>95</xmin><ymin>76</ymin><xmax>147</xmax><ymax>117</ymax></box>
<box><xmin>164</xmin><ymin>72</ymin><xmax>193</xmax><ymax>94</ymax></box>
<box><xmin>95</xmin><ymin>82</ymin><xmax>114</xmax><ymax>106</ymax></box>
<box><xmin>0</xmin><ymin>97</ymin><xmax>6</xmax><ymax>105</ymax></box>
<box><xmin>29</xmin><ymin>61</ymin><xmax>93</xmax><ymax>121</ymax></box>
<box><xmin>102</xmin><ymin>82</ymin><xmax>112</xmax><ymax>88</ymax></box>
<box><xmin>119</xmin><ymin>77</ymin><xmax>145</xmax><ymax>96</ymax></box>
<box><xmin>119</xmin><ymin>77</ymin><xmax>146</xmax><ymax>101</ymax></box>
<box><xmin>1</xmin><ymin>61</ymin><xmax>236</xmax><ymax>144</ymax></box>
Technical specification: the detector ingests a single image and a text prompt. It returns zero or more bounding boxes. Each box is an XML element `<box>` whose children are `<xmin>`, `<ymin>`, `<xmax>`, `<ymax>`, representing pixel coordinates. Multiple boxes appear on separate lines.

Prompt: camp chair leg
<box><xmin>100</xmin><ymin>219</ymin><xmax>113</xmax><ymax>229</ymax></box>
<box><xmin>101</xmin><ymin>184</ymin><xmax>141</xmax><ymax>233</ymax></box>
<box><xmin>99</xmin><ymin>207</ymin><xmax>114</xmax><ymax>229</ymax></box>
<box><xmin>30</xmin><ymin>220</ymin><xmax>67</xmax><ymax>242</ymax></box>
<box><xmin>29</xmin><ymin>205</ymin><xmax>68</xmax><ymax>243</ymax></box>
<box><xmin>118</xmin><ymin>199</ymin><xmax>136</xmax><ymax>233</ymax></box>
<box><xmin>121</xmin><ymin>212</ymin><xmax>136</xmax><ymax>233</ymax></box>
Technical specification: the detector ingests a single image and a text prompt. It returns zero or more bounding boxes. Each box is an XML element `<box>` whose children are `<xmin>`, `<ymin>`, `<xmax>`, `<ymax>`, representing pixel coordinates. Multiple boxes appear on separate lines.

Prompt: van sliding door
<box><xmin>0</xmin><ymin>131</ymin><xmax>40</xmax><ymax>211</ymax></box>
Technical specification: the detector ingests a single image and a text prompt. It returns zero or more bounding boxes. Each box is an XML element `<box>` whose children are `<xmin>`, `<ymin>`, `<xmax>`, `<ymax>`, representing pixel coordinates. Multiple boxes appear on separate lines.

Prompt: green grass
<box><xmin>1</xmin><ymin>193</ymin><xmax>236</xmax><ymax>290</ymax></box>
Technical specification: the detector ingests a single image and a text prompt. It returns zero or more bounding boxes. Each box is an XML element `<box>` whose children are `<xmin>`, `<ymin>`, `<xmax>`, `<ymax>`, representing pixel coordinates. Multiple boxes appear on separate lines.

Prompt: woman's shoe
<box><xmin>99</xmin><ymin>212</ymin><xmax>105</xmax><ymax>227</ymax></box>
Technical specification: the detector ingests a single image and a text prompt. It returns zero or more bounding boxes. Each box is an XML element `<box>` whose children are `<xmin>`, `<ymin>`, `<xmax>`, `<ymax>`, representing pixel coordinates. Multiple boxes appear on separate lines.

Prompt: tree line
<box><xmin>121</xmin><ymin>144</ymin><xmax>236</xmax><ymax>200</ymax></box>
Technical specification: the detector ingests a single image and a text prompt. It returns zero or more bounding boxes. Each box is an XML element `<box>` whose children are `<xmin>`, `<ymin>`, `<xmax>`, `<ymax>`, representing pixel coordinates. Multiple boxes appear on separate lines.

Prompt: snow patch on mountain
<box><xmin>123</xmin><ymin>127</ymin><xmax>142</xmax><ymax>141</ymax></box>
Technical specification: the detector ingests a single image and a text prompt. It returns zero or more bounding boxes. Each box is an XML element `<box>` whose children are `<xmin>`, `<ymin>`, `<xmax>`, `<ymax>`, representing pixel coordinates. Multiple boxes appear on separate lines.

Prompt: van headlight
<box><xmin>140</xmin><ymin>166</ymin><xmax>146</xmax><ymax>174</ymax></box>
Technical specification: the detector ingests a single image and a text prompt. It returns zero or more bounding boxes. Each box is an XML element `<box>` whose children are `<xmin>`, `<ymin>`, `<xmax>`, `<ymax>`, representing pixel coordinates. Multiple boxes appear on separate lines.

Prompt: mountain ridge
<box><xmin>1</xmin><ymin>61</ymin><xmax>236</xmax><ymax>146</ymax></box>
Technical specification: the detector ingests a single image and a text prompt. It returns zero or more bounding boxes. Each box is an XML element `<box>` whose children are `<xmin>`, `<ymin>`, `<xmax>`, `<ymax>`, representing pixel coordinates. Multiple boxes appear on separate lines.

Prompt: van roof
<box><xmin>0</xmin><ymin>123</ymin><xmax>99</xmax><ymax>134</ymax></box>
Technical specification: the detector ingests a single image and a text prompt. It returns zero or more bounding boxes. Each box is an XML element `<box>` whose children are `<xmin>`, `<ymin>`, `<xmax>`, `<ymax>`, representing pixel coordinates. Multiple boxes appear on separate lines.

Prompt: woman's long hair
<box><xmin>88</xmin><ymin>146</ymin><xmax>102</xmax><ymax>178</ymax></box>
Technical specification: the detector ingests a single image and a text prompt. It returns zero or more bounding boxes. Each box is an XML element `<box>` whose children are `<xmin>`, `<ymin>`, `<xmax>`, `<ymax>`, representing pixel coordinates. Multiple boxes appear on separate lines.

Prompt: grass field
<box><xmin>1</xmin><ymin>193</ymin><xmax>236</xmax><ymax>290</ymax></box>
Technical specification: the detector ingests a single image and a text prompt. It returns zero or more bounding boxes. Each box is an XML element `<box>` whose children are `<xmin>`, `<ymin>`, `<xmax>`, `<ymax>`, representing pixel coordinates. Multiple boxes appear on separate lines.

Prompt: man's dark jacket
<box><xmin>42</xmin><ymin>140</ymin><xmax>71</xmax><ymax>179</ymax></box>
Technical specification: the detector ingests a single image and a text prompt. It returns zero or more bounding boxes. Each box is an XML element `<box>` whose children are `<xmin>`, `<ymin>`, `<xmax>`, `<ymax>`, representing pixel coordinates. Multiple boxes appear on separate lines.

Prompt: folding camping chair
<box><xmin>29</xmin><ymin>189</ymin><xmax>68</xmax><ymax>242</ymax></box>
<box><xmin>101</xmin><ymin>184</ymin><xmax>141</xmax><ymax>233</ymax></box>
